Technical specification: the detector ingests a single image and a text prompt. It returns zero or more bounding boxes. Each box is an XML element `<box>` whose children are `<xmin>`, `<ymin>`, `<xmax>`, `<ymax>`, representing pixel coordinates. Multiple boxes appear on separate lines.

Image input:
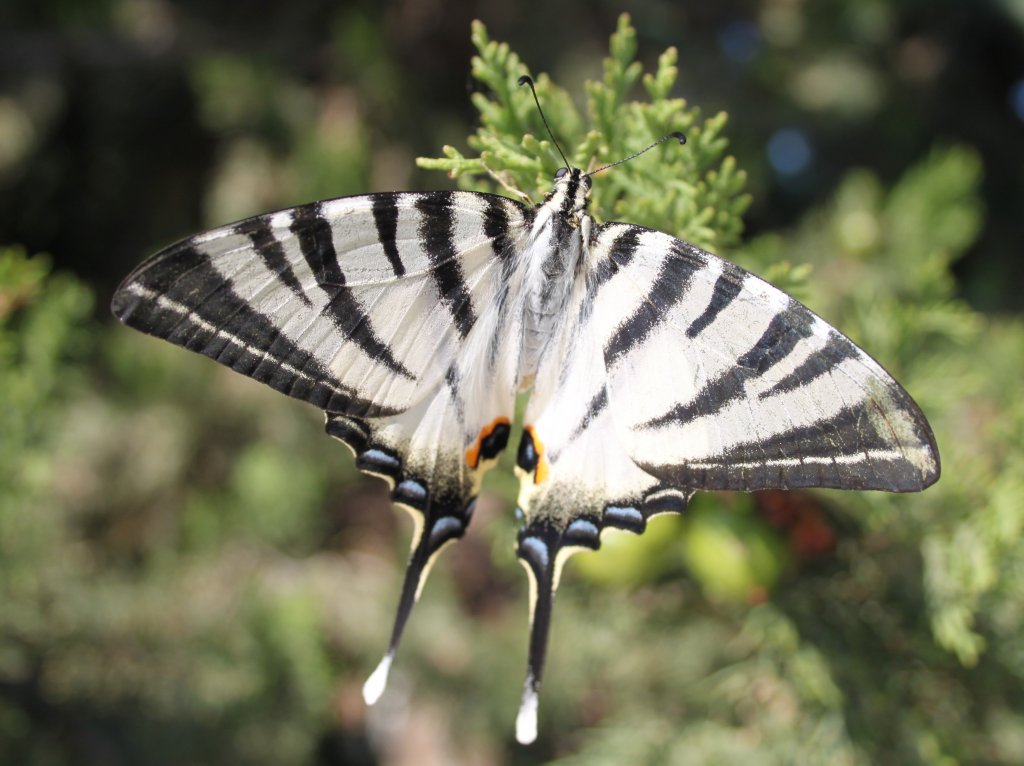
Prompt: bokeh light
<box><xmin>718</xmin><ymin>21</ymin><xmax>762</xmax><ymax>64</ymax></box>
<box><xmin>767</xmin><ymin>127</ymin><xmax>813</xmax><ymax>176</ymax></box>
<box><xmin>1011</xmin><ymin>78</ymin><xmax>1024</xmax><ymax>121</ymax></box>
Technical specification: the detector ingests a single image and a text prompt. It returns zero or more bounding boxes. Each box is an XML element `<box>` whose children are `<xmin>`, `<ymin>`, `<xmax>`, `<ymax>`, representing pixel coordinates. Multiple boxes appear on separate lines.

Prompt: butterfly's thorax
<box><xmin>516</xmin><ymin>170</ymin><xmax>590</xmax><ymax>385</ymax></box>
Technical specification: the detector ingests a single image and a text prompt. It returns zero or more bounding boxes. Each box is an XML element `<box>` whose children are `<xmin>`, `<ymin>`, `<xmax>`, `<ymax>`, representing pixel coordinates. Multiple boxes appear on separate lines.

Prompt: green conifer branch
<box><xmin>417</xmin><ymin>13</ymin><xmax>752</xmax><ymax>254</ymax></box>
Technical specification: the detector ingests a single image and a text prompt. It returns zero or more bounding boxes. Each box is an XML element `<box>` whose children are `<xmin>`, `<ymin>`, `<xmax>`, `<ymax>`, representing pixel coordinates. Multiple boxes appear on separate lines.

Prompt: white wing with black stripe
<box><xmin>113</xmin><ymin>191</ymin><xmax>531</xmax><ymax>418</ymax></box>
<box><xmin>507</xmin><ymin>240</ymin><xmax>693</xmax><ymax>742</ymax></box>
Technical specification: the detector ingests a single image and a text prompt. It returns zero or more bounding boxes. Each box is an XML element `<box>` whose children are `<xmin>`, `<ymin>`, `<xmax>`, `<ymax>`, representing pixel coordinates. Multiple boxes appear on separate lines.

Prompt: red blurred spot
<box><xmin>755</xmin><ymin>490</ymin><xmax>836</xmax><ymax>562</ymax></box>
<box><xmin>790</xmin><ymin>512</ymin><xmax>836</xmax><ymax>560</ymax></box>
<box><xmin>747</xmin><ymin>585</ymin><xmax>769</xmax><ymax>605</ymax></box>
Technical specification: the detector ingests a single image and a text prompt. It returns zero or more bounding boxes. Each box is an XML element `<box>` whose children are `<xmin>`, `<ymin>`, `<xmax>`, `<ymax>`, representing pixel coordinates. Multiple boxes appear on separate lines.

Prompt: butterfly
<box><xmin>111</xmin><ymin>76</ymin><xmax>940</xmax><ymax>744</ymax></box>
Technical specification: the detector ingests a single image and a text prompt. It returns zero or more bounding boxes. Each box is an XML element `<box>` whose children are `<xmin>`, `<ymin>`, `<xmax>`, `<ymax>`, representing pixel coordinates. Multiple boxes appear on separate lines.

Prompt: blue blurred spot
<box><xmin>719</xmin><ymin>21</ymin><xmax>761</xmax><ymax>64</ymax></box>
<box><xmin>1011</xmin><ymin>79</ymin><xmax>1024</xmax><ymax>121</ymax></box>
<box><xmin>767</xmin><ymin>128</ymin><xmax>813</xmax><ymax>176</ymax></box>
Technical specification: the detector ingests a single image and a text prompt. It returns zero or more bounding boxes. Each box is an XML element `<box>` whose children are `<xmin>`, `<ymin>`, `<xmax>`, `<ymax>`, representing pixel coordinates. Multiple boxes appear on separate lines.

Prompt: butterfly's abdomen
<box><xmin>516</xmin><ymin>214</ymin><xmax>582</xmax><ymax>383</ymax></box>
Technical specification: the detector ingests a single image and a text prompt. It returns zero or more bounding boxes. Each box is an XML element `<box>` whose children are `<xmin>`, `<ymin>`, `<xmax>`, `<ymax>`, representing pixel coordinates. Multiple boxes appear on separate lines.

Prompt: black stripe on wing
<box><xmin>416</xmin><ymin>191</ymin><xmax>478</xmax><ymax>339</ymax></box>
<box><xmin>236</xmin><ymin>217</ymin><xmax>313</xmax><ymax>309</ymax></box>
<box><xmin>371</xmin><ymin>193</ymin><xmax>406</xmax><ymax>277</ymax></box>
<box><xmin>112</xmin><ymin>243</ymin><xmax>401</xmax><ymax>418</ymax></box>
<box><xmin>643</xmin><ymin>398</ymin><xmax>939</xmax><ymax>492</ymax></box>
<box><xmin>644</xmin><ymin>300</ymin><xmax>816</xmax><ymax>428</ymax></box>
<box><xmin>483</xmin><ymin>195</ymin><xmax>517</xmax><ymax>267</ymax></box>
<box><xmin>588</xmin><ymin>226</ymin><xmax>643</xmax><ymax>294</ymax></box>
<box><xmin>604</xmin><ymin>241</ymin><xmax>704</xmax><ymax>367</ymax></box>
<box><xmin>482</xmin><ymin>195</ymin><xmax>528</xmax><ymax>366</ymax></box>
<box><xmin>758</xmin><ymin>331</ymin><xmax>860</xmax><ymax>399</ymax></box>
<box><xmin>547</xmin><ymin>387</ymin><xmax>609</xmax><ymax>464</ymax></box>
<box><xmin>686</xmin><ymin>268</ymin><xmax>744</xmax><ymax>338</ymax></box>
<box><xmin>290</xmin><ymin>202</ymin><xmax>345</xmax><ymax>285</ymax></box>
<box><xmin>574</xmin><ymin>225</ymin><xmax>644</xmax><ymax>335</ymax></box>
<box><xmin>290</xmin><ymin>202</ymin><xmax>416</xmax><ymax>381</ymax></box>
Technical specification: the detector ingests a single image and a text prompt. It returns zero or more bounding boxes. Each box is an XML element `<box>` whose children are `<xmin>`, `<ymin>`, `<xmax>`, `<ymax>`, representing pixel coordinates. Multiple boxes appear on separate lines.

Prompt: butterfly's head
<box><xmin>549</xmin><ymin>166</ymin><xmax>592</xmax><ymax>216</ymax></box>
<box><xmin>517</xmin><ymin>75</ymin><xmax>685</xmax><ymax>222</ymax></box>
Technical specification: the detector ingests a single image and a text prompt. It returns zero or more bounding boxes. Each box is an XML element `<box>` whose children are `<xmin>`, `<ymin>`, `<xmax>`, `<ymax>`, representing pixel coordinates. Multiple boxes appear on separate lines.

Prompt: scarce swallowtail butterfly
<box><xmin>111</xmin><ymin>75</ymin><xmax>940</xmax><ymax>745</ymax></box>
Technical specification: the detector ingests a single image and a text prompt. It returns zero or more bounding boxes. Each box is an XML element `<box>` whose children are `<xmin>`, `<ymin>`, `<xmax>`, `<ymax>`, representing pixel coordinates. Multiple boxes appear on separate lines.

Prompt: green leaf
<box><xmin>418</xmin><ymin>14</ymin><xmax>749</xmax><ymax>253</ymax></box>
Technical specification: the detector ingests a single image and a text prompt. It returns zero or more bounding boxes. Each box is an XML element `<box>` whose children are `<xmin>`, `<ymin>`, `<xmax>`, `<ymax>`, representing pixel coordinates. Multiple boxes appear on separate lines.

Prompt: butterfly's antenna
<box><xmin>518</xmin><ymin>75</ymin><xmax>571</xmax><ymax>169</ymax></box>
<box><xmin>585</xmin><ymin>131</ymin><xmax>687</xmax><ymax>177</ymax></box>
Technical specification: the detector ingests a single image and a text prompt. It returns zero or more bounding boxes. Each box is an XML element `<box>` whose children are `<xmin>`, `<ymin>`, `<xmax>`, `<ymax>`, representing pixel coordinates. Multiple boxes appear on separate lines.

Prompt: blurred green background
<box><xmin>3</xmin><ymin>2</ymin><xmax>1024</xmax><ymax>764</ymax></box>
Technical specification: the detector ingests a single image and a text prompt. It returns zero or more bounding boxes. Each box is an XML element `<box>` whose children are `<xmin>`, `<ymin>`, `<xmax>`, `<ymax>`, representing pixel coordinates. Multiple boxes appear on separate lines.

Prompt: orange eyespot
<box><xmin>535</xmin><ymin>456</ymin><xmax>549</xmax><ymax>484</ymax></box>
<box><xmin>466</xmin><ymin>417</ymin><xmax>512</xmax><ymax>469</ymax></box>
<box><xmin>520</xmin><ymin>425</ymin><xmax>549</xmax><ymax>484</ymax></box>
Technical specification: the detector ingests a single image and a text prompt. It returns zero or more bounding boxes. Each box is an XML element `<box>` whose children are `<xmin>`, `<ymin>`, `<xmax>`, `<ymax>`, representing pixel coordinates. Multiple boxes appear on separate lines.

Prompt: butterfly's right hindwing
<box><xmin>114</xmin><ymin>190</ymin><xmax>536</xmax><ymax>689</ymax></box>
<box><xmin>112</xmin><ymin>191</ymin><xmax>531</xmax><ymax>419</ymax></box>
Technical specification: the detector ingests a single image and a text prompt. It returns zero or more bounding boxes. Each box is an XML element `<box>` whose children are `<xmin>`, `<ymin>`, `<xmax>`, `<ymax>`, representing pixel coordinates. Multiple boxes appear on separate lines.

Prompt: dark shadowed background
<box><xmin>2</xmin><ymin>1</ymin><xmax>1024</xmax><ymax>764</ymax></box>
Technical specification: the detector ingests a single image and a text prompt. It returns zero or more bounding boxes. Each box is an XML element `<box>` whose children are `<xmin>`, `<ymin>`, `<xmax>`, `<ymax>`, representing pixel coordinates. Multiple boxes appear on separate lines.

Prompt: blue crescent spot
<box><xmin>521</xmin><ymin>536</ymin><xmax>549</xmax><ymax>568</ymax></box>
<box><xmin>361</xmin><ymin>449</ymin><xmax>401</xmax><ymax>469</ymax></box>
<box><xmin>396</xmin><ymin>479</ymin><xmax>428</xmax><ymax>501</ymax></box>
<box><xmin>428</xmin><ymin>516</ymin><xmax>463</xmax><ymax>547</ymax></box>
<box><xmin>604</xmin><ymin>506</ymin><xmax>643</xmax><ymax>526</ymax></box>
<box><xmin>566</xmin><ymin>519</ymin><xmax>599</xmax><ymax>538</ymax></box>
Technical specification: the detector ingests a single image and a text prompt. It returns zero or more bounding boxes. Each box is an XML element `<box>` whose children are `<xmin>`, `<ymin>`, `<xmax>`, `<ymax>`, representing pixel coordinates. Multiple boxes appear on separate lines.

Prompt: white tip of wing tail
<box><xmin>362</xmin><ymin>653</ymin><xmax>393</xmax><ymax>706</ymax></box>
<box><xmin>515</xmin><ymin>686</ymin><xmax>538</xmax><ymax>745</ymax></box>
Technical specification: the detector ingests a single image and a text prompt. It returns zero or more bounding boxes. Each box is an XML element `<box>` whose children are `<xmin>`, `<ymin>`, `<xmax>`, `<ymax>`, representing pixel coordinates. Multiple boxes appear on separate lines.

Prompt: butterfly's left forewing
<box><xmin>586</xmin><ymin>223</ymin><xmax>940</xmax><ymax>493</ymax></box>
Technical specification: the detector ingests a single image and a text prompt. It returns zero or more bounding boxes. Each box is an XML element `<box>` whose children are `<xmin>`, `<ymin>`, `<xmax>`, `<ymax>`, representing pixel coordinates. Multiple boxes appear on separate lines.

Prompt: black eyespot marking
<box><xmin>517</xmin><ymin>430</ymin><xmax>539</xmax><ymax>472</ymax></box>
<box><xmin>554</xmin><ymin>167</ymin><xmax>569</xmax><ymax>180</ymax></box>
<box><xmin>480</xmin><ymin>421</ymin><xmax>511</xmax><ymax>461</ymax></box>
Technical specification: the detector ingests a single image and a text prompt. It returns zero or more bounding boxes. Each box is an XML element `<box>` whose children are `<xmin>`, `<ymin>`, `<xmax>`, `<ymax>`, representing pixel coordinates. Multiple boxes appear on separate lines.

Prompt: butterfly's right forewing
<box><xmin>112</xmin><ymin>191</ymin><xmax>530</xmax><ymax>420</ymax></box>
